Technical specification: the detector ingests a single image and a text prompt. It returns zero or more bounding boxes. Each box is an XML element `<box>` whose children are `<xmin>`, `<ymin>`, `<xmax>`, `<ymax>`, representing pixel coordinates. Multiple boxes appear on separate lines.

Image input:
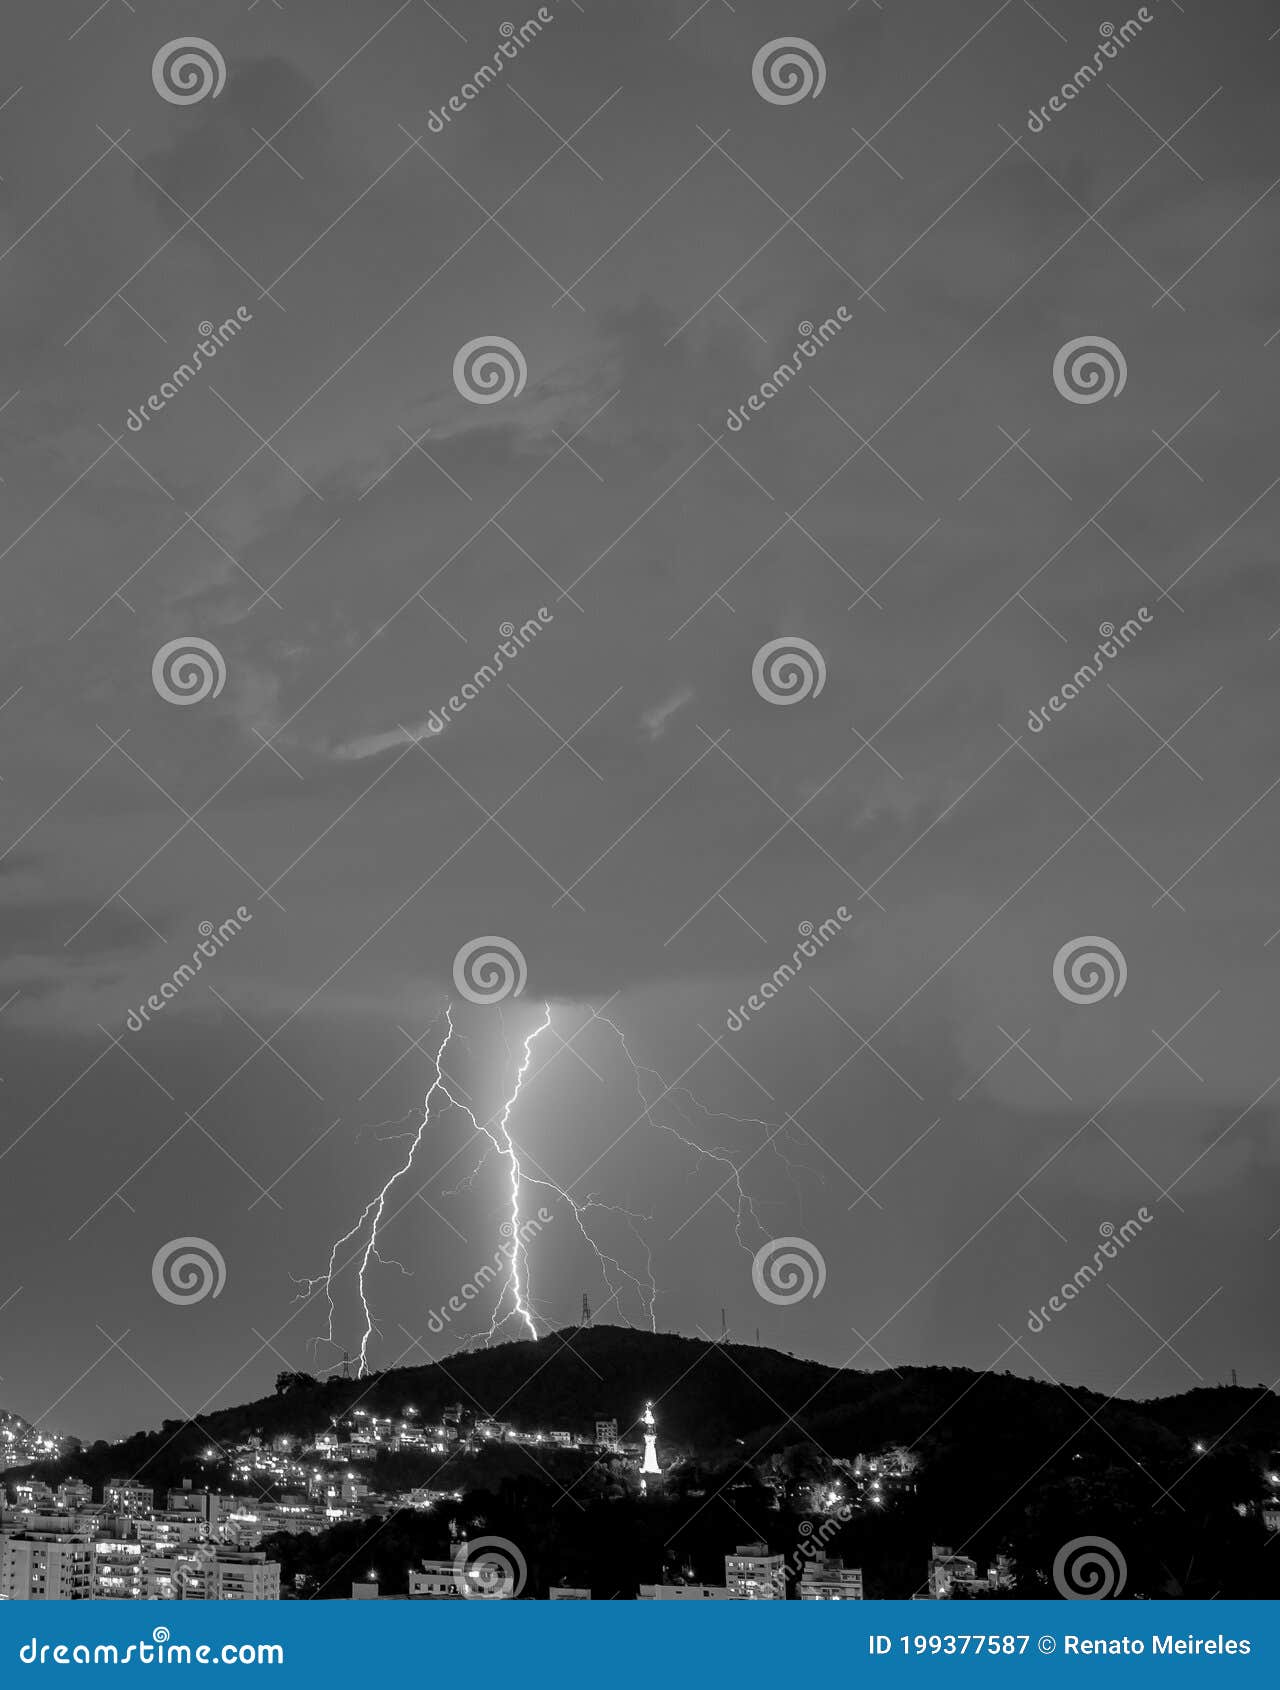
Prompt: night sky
<box><xmin>1</xmin><ymin>0</ymin><xmax>1278</xmax><ymax>1442</ymax></box>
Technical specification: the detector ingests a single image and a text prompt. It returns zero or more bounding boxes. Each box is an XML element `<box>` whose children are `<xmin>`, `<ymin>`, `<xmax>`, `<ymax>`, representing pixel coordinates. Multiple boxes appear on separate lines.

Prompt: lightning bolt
<box><xmin>589</xmin><ymin>1009</ymin><xmax>809</xmax><ymax>1255</ymax></box>
<box><xmin>297</xmin><ymin>1008</ymin><xmax>462</xmax><ymax>1375</ymax></box>
<box><xmin>304</xmin><ymin>1000</ymin><xmax>806</xmax><ymax>1371</ymax></box>
<box><xmin>484</xmin><ymin>1004</ymin><xmax>547</xmax><ymax>1340</ymax></box>
<box><xmin>481</xmin><ymin>1005</ymin><xmax>660</xmax><ymax>1340</ymax></box>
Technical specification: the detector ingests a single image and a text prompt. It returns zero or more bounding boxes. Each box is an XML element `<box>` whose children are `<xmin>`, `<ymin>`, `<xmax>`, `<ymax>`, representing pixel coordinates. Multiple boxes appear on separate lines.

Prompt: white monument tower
<box><xmin>640</xmin><ymin>1401</ymin><xmax>661</xmax><ymax>1477</ymax></box>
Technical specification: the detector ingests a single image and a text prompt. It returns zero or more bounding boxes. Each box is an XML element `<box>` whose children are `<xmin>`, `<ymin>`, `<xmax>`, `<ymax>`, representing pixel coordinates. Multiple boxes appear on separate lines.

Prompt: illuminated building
<box><xmin>408</xmin><ymin>1539</ymin><xmax>515</xmax><ymax>1600</ymax></box>
<box><xmin>90</xmin><ymin>1539</ymin><xmax>143</xmax><ymax>1600</ymax></box>
<box><xmin>0</xmin><ymin>1412</ymin><xmax>74</xmax><ymax>1470</ymax></box>
<box><xmin>166</xmin><ymin>1548</ymin><xmax>280</xmax><ymax>1601</ymax></box>
<box><xmin>638</xmin><ymin>1583</ymin><xmax>732</xmax><ymax>1600</ymax></box>
<box><xmin>407</xmin><ymin>1558</ymin><xmax>460</xmax><ymax>1600</ymax></box>
<box><xmin>165</xmin><ymin>1487</ymin><xmax>236</xmax><ymax>1534</ymax></box>
<box><xmin>595</xmin><ymin>1418</ymin><xmax>619</xmax><ymax>1452</ymax></box>
<box><xmin>12</xmin><ymin>1480</ymin><xmax>55</xmax><ymax>1511</ymax></box>
<box><xmin>134</xmin><ymin>1511</ymin><xmax>206</xmax><ymax>1554</ymax></box>
<box><xmin>103</xmin><ymin>1482</ymin><xmax>154</xmax><ymax>1518</ymax></box>
<box><xmin>798</xmin><ymin>1554</ymin><xmax>863</xmax><ymax>1600</ymax></box>
<box><xmin>208</xmin><ymin>1550</ymin><xmax>280</xmax><ymax>1600</ymax></box>
<box><xmin>927</xmin><ymin>1546</ymin><xmax>1011</xmax><ymax>1599</ymax></box>
<box><xmin>0</xmin><ymin>1530</ymin><xmax>93</xmax><ymax>1600</ymax></box>
<box><xmin>928</xmin><ymin>1546</ymin><xmax>979</xmax><ymax>1598</ymax></box>
<box><xmin>725</xmin><ymin>1542</ymin><xmax>785</xmax><ymax>1600</ymax></box>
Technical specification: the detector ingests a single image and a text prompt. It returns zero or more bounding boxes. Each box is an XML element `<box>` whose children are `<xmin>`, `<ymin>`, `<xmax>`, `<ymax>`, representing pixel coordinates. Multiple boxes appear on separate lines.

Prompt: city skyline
<box><xmin>6</xmin><ymin>1327</ymin><xmax>1278</xmax><ymax>1599</ymax></box>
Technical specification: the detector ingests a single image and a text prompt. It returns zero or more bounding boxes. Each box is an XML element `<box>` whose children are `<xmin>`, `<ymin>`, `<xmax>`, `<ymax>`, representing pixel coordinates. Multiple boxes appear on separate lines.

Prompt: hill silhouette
<box><xmin>9</xmin><ymin>1325</ymin><xmax>1280</xmax><ymax>1486</ymax></box>
<box><xmin>7</xmin><ymin>1327</ymin><xmax>1279</xmax><ymax>1598</ymax></box>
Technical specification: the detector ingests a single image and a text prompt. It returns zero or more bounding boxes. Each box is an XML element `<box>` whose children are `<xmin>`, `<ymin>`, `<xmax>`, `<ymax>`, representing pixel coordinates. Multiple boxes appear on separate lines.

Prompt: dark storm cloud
<box><xmin>1</xmin><ymin>0</ymin><xmax>1278</xmax><ymax>1438</ymax></box>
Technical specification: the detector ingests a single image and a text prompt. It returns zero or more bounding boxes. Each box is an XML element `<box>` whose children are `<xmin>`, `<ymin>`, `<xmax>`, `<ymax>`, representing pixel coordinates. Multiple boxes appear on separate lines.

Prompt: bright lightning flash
<box><xmin>302</xmin><ymin>1001</ymin><xmax>805</xmax><ymax>1374</ymax></box>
